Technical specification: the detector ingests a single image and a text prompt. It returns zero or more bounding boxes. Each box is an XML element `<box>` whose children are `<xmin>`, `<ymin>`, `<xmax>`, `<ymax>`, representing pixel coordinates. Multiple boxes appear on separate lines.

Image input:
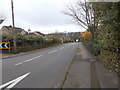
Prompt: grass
<box><xmin>76</xmin><ymin>47</ymin><xmax>81</xmax><ymax>53</ymax></box>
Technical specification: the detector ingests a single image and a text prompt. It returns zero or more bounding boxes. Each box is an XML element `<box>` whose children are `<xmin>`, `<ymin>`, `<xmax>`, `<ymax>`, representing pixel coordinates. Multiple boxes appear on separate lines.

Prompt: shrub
<box><xmin>83</xmin><ymin>38</ymin><xmax>101</xmax><ymax>56</ymax></box>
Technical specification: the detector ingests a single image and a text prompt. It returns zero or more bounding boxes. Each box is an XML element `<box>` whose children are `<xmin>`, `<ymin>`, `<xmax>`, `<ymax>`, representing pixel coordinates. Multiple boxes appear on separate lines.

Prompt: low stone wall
<box><xmin>99</xmin><ymin>49</ymin><xmax>120</xmax><ymax>75</ymax></box>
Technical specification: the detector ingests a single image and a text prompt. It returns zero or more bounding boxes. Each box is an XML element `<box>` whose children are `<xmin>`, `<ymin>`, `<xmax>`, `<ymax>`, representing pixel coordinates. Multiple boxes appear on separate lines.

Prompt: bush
<box><xmin>90</xmin><ymin>44</ymin><xmax>100</xmax><ymax>56</ymax></box>
<box><xmin>63</xmin><ymin>39</ymin><xmax>73</xmax><ymax>43</ymax></box>
<box><xmin>83</xmin><ymin>38</ymin><xmax>101</xmax><ymax>56</ymax></box>
<box><xmin>44</xmin><ymin>39</ymin><xmax>53</xmax><ymax>45</ymax></box>
<box><xmin>2</xmin><ymin>33</ymin><xmax>62</xmax><ymax>53</ymax></box>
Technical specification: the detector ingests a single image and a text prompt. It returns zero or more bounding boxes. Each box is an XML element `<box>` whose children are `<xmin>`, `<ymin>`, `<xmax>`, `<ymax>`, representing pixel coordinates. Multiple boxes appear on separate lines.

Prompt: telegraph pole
<box><xmin>11</xmin><ymin>0</ymin><xmax>17</xmax><ymax>53</ymax></box>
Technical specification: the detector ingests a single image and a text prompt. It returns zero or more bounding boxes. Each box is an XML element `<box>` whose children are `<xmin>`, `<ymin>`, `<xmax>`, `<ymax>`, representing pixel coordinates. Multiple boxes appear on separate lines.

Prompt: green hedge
<box><xmin>2</xmin><ymin>34</ymin><xmax>61</xmax><ymax>53</ymax></box>
<box><xmin>83</xmin><ymin>38</ymin><xmax>101</xmax><ymax>56</ymax></box>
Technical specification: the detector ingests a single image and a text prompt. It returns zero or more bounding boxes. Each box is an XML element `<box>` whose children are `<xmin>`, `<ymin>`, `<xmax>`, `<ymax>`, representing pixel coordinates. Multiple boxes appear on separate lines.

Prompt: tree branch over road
<box><xmin>63</xmin><ymin>0</ymin><xmax>100</xmax><ymax>39</ymax></box>
<box><xmin>0</xmin><ymin>14</ymin><xmax>5</xmax><ymax>24</ymax></box>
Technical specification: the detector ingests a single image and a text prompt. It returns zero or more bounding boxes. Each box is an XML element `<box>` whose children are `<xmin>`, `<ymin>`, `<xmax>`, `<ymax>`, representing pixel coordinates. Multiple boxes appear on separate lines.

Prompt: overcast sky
<box><xmin>0</xmin><ymin>0</ymin><xmax>85</xmax><ymax>34</ymax></box>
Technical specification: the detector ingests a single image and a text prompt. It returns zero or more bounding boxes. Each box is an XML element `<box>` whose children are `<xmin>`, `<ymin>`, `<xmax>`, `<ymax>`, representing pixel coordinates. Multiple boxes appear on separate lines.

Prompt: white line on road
<box><xmin>0</xmin><ymin>72</ymin><xmax>30</xmax><ymax>89</ymax></box>
<box><xmin>48</xmin><ymin>49</ymin><xmax>57</xmax><ymax>54</ymax></box>
<box><xmin>60</xmin><ymin>47</ymin><xmax>64</xmax><ymax>50</ymax></box>
<box><xmin>15</xmin><ymin>55</ymin><xmax>43</xmax><ymax>66</ymax></box>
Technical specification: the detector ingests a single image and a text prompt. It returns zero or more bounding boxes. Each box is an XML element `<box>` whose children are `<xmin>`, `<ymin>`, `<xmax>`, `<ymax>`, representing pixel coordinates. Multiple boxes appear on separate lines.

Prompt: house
<box><xmin>33</xmin><ymin>31</ymin><xmax>46</xmax><ymax>37</ymax></box>
<box><xmin>46</xmin><ymin>33</ymin><xmax>64</xmax><ymax>40</ymax></box>
<box><xmin>0</xmin><ymin>25</ymin><xmax>27</xmax><ymax>35</ymax></box>
<box><xmin>27</xmin><ymin>31</ymin><xmax>46</xmax><ymax>38</ymax></box>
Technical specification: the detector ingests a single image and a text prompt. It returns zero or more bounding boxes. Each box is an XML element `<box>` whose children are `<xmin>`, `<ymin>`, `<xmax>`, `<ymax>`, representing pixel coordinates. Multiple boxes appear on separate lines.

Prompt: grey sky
<box><xmin>0</xmin><ymin>0</ymin><xmax>85</xmax><ymax>34</ymax></box>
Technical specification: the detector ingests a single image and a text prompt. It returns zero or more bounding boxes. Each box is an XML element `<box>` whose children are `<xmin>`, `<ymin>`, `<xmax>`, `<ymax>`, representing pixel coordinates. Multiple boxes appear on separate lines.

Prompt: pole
<box><xmin>11</xmin><ymin>0</ymin><xmax>17</xmax><ymax>53</ymax></box>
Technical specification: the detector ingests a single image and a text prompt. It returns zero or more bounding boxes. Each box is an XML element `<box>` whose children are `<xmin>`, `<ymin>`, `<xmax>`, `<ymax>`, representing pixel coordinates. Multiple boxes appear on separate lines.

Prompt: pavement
<box><xmin>62</xmin><ymin>42</ymin><xmax>119</xmax><ymax>88</ymax></box>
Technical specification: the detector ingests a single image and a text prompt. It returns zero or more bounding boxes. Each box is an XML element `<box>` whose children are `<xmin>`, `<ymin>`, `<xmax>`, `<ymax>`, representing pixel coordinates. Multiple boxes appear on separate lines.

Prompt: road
<box><xmin>1</xmin><ymin>43</ymin><xmax>78</xmax><ymax>88</ymax></box>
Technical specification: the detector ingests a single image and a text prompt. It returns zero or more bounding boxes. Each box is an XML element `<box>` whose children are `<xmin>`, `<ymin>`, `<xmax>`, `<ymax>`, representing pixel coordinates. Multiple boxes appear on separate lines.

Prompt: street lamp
<box><xmin>11</xmin><ymin>0</ymin><xmax>17</xmax><ymax>53</ymax></box>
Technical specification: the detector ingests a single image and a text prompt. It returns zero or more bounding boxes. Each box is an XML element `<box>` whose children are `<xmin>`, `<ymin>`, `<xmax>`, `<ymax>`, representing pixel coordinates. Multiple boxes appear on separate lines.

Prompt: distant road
<box><xmin>2</xmin><ymin>43</ymin><xmax>78</xmax><ymax>88</ymax></box>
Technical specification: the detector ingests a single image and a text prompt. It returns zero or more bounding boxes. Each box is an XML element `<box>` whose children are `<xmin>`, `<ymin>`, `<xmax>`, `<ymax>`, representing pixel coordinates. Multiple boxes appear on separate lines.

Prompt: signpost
<box><xmin>0</xmin><ymin>42</ymin><xmax>10</xmax><ymax>49</ymax></box>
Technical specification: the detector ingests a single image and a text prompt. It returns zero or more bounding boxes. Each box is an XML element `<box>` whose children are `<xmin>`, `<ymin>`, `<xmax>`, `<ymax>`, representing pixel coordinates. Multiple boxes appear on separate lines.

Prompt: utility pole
<box><xmin>11</xmin><ymin>0</ymin><xmax>17</xmax><ymax>53</ymax></box>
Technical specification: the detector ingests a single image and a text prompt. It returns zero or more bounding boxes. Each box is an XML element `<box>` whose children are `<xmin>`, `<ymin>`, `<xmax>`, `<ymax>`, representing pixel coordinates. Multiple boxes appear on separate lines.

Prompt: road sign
<box><xmin>0</xmin><ymin>42</ymin><xmax>10</xmax><ymax>49</ymax></box>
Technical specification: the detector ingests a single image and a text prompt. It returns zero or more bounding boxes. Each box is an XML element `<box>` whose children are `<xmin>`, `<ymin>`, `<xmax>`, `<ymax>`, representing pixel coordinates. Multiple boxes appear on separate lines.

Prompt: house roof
<box><xmin>34</xmin><ymin>31</ymin><xmax>45</xmax><ymax>36</ymax></box>
<box><xmin>2</xmin><ymin>25</ymin><xmax>27</xmax><ymax>34</ymax></box>
<box><xmin>1</xmin><ymin>26</ymin><xmax>45</xmax><ymax>37</ymax></box>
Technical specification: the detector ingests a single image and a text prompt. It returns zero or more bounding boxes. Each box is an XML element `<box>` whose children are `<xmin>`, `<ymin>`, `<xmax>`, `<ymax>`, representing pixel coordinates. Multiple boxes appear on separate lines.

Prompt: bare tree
<box><xmin>64</xmin><ymin>0</ymin><xmax>99</xmax><ymax>39</ymax></box>
<box><xmin>0</xmin><ymin>15</ymin><xmax>5</xmax><ymax>24</ymax></box>
<box><xmin>0</xmin><ymin>19</ymin><xmax>4</xmax><ymax>24</ymax></box>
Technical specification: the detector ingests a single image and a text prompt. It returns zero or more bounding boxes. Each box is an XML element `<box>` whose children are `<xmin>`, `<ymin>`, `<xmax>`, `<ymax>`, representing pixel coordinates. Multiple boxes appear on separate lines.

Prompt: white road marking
<box><xmin>15</xmin><ymin>62</ymin><xmax>23</xmax><ymax>66</ymax></box>
<box><xmin>0</xmin><ymin>72</ymin><xmax>30</xmax><ymax>89</ymax></box>
<box><xmin>48</xmin><ymin>49</ymin><xmax>57</xmax><ymax>54</ymax></box>
<box><xmin>15</xmin><ymin>55</ymin><xmax>43</xmax><ymax>66</ymax></box>
<box><xmin>2</xmin><ymin>56</ymin><xmax>9</xmax><ymax>58</ymax></box>
<box><xmin>60</xmin><ymin>47</ymin><xmax>64</xmax><ymax>50</ymax></box>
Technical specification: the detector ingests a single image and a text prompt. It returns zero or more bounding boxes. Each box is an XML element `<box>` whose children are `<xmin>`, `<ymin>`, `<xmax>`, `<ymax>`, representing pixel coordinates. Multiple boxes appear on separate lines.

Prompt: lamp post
<box><xmin>11</xmin><ymin>0</ymin><xmax>17</xmax><ymax>53</ymax></box>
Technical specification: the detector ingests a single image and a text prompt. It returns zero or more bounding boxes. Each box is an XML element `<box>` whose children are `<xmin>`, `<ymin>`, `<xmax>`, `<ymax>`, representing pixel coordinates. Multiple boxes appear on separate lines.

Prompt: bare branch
<box><xmin>0</xmin><ymin>19</ymin><xmax>4</xmax><ymax>24</ymax></box>
<box><xmin>0</xmin><ymin>14</ymin><xmax>6</xmax><ymax>24</ymax></box>
<box><xmin>63</xmin><ymin>0</ymin><xmax>100</xmax><ymax>39</ymax></box>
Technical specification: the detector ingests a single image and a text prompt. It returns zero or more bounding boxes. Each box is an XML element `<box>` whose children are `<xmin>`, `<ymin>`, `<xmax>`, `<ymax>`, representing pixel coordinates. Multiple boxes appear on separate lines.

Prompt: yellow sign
<box><xmin>0</xmin><ymin>42</ymin><xmax>10</xmax><ymax>49</ymax></box>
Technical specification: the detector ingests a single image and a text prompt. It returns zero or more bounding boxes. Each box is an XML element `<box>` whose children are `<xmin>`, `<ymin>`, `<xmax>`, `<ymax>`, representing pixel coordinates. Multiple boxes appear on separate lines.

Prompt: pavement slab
<box><xmin>63</xmin><ymin>42</ymin><xmax>119</xmax><ymax>88</ymax></box>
